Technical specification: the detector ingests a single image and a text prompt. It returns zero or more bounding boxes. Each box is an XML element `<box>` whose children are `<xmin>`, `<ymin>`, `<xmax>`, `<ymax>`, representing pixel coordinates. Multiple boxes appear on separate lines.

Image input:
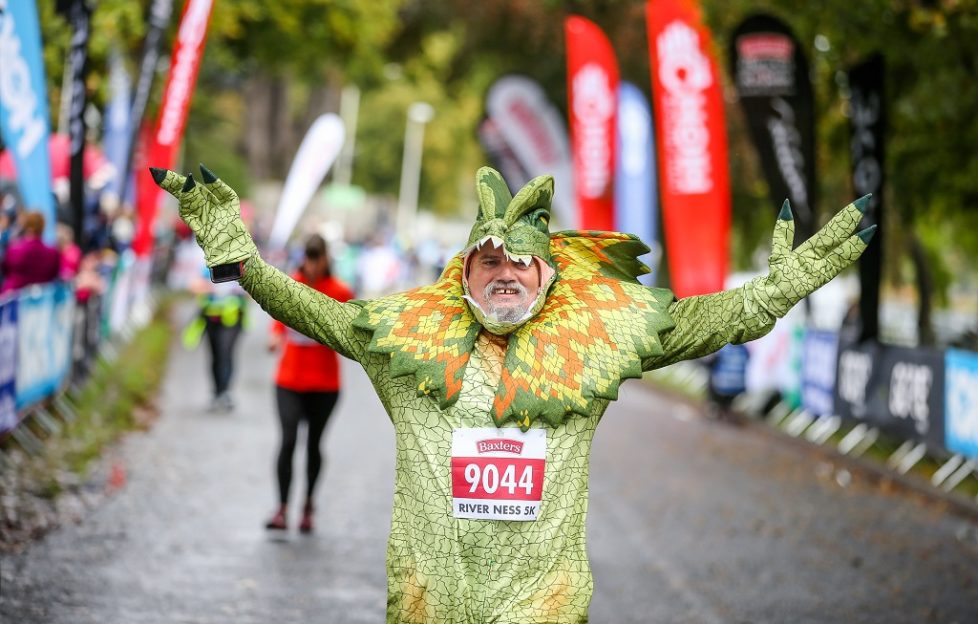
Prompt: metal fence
<box><xmin>0</xmin><ymin>250</ymin><xmax>158</xmax><ymax>452</ymax></box>
<box><xmin>649</xmin><ymin>330</ymin><xmax>978</xmax><ymax>510</ymax></box>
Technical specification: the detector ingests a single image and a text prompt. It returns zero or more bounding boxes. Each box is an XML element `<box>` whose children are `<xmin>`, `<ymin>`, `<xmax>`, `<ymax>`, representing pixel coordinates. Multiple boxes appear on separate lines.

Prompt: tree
<box><xmin>31</xmin><ymin>0</ymin><xmax>978</xmax><ymax>344</ymax></box>
<box><xmin>704</xmin><ymin>0</ymin><xmax>978</xmax><ymax>345</ymax></box>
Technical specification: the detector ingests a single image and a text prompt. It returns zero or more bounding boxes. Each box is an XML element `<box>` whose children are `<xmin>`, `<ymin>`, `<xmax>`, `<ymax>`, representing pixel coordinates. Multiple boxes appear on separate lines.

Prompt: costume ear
<box><xmin>504</xmin><ymin>174</ymin><xmax>554</xmax><ymax>229</ymax></box>
<box><xmin>475</xmin><ymin>167</ymin><xmax>513</xmax><ymax>222</ymax></box>
<box><xmin>527</xmin><ymin>208</ymin><xmax>550</xmax><ymax>234</ymax></box>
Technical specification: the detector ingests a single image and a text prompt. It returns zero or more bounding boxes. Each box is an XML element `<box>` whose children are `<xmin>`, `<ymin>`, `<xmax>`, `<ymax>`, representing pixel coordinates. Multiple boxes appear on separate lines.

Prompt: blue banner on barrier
<box><xmin>16</xmin><ymin>283</ymin><xmax>75</xmax><ymax>409</ymax></box>
<box><xmin>0</xmin><ymin>296</ymin><xmax>17</xmax><ymax>433</ymax></box>
<box><xmin>802</xmin><ymin>330</ymin><xmax>838</xmax><ymax>416</ymax></box>
<box><xmin>945</xmin><ymin>349</ymin><xmax>978</xmax><ymax>459</ymax></box>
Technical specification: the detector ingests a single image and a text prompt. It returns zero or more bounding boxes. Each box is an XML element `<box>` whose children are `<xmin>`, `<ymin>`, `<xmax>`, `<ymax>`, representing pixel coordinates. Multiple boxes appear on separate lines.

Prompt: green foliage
<box><xmin>183</xmin><ymin>87</ymin><xmax>251</xmax><ymax>198</ymax></box>
<box><xmin>354</xmin><ymin>28</ymin><xmax>485</xmax><ymax>216</ymax></box>
<box><xmin>38</xmin><ymin>1</ymin><xmax>157</xmax><ymax>128</ymax></box>
<box><xmin>30</xmin><ymin>0</ymin><xmax>978</xmax><ymax>313</ymax></box>
<box><xmin>701</xmin><ymin>0</ymin><xmax>978</xmax><ymax>321</ymax></box>
<box><xmin>207</xmin><ymin>0</ymin><xmax>402</xmax><ymax>84</ymax></box>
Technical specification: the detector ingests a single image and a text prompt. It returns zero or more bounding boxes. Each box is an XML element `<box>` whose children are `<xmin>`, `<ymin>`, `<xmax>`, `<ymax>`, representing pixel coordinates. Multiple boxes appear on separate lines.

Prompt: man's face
<box><xmin>467</xmin><ymin>245</ymin><xmax>541</xmax><ymax>323</ymax></box>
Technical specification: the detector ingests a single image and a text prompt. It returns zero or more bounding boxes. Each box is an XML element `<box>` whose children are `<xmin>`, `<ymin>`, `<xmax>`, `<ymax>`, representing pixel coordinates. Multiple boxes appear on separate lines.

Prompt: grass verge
<box><xmin>0</xmin><ymin>295</ymin><xmax>174</xmax><ymax>550</ymax></box>
<box><xmin>56</xmin><ymin>309</ymin><xmax>172</xmax><ymax>479</ymax></box>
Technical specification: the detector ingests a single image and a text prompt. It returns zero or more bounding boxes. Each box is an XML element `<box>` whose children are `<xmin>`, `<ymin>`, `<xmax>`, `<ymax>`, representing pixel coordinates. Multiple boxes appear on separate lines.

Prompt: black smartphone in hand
<box><xmin>209</xmin><ymin>262</ymin><xmax>244</xmax><ymax>283</ymax></box>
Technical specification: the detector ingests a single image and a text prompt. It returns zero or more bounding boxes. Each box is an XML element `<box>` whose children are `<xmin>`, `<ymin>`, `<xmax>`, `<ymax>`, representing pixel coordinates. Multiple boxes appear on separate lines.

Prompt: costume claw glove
<box><xmin>149</xmin><ymin>164</ymin><xmax>258</xmax><ymax>269</ymax></box>
<box><xmin>744</xmin><ymin>196</ymin><xmax>876</xmax><ymax>319</ymax></box>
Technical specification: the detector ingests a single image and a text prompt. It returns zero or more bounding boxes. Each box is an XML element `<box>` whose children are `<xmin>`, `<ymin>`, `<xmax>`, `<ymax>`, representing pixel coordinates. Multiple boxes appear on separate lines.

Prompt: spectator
<box><xmin>71</xmin><ymin>249</ymin><xmax>108</xmax><ymax>381</ymax></box>
<box><xmin>0</xmin><ymin>202</ymin><xmax>18</xmax><ymax>285</ymax></box>
<box><xmin>57</xmin><ymin>222</ymin><xmax>82</xmax><ymax>281</ymax></box>
<box><xmin>704</xmin><ymin>343</ymin><xmax>750</xmax><ymax>425</ymax></box>
<box><xmin>0</xmin><ymin>211</ymin><xmax>60</xmax><ymax>294</ymax></box>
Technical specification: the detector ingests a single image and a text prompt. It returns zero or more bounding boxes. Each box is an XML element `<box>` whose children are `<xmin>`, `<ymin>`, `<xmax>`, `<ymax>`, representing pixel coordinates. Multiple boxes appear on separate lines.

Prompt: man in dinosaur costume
<box><xmin>151</xmin><ymin>164</ymin><xmax>873</xmax><ymax>623</ymax></box>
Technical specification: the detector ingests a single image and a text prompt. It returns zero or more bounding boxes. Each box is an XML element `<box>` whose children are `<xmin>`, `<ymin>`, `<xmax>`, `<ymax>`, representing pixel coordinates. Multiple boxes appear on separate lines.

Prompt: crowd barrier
<box><xmin>804</xmin><ymin>331</ymin><xmax>978</xmax><ymax>463</ymax></box>
<box><xmin>648</xmin><ymin>325</ymin><xmax>978</xmax><ymax>504</ymax></box>
<box><xmin>0</xmin><ymin>250</ymin><xmax>156</xmax><ymax>445</ymax></box>
<box><xmin>0</xmin><ymin>282</ymin><xmax>75</xmax><ymax>432</ymax></box>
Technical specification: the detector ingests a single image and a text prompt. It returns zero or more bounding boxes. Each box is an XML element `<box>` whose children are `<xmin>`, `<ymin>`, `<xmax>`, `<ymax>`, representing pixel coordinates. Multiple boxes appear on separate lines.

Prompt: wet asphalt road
<box><xmin>1</xmin><ymin>303</ymin><xmax>976</xmax><ymax>623</ymax></box>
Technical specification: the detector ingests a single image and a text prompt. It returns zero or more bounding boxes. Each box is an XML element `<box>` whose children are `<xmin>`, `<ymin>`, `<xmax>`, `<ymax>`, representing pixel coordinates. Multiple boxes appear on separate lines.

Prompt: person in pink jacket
<box><xmin>1</xmin><ymin>211</ymin><xmax>60</xmax><ymax>294</ymax></box>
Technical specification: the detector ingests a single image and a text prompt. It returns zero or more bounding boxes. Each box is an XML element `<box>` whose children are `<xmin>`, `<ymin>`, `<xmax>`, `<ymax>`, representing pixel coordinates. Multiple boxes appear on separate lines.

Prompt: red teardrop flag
<box><xmin>646</xmin><ymin>0</ymin><xmax>731</xmax><ymax>297</ymax></box>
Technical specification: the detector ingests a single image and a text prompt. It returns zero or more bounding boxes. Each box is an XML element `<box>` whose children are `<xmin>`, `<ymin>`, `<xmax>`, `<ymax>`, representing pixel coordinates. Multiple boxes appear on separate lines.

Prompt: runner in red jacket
<box><xmin>265</xmin><ymin>234</ymin><xmax>354</xmax><ymax>533</ymax></box>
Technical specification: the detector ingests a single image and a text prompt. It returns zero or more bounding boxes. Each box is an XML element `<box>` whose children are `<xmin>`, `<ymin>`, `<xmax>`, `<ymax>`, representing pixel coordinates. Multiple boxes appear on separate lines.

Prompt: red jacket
<box><xmin>271</xmin><ymin>272</ymin><xmax>354</xmax><ymax>391</ymax></box>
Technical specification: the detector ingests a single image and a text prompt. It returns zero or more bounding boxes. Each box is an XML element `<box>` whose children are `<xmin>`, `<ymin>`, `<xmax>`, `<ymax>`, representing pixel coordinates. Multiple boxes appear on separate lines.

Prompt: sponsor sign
<box><xmin>15</xmin><ymin>283</ymin><xmax>75</xmax><ymax>410</ymax></box>
<box><xmin>268</xmin><ymin>114</ymin><xmax>345</xmax><ymax>250</ymax></box>
<box><xmin>730</xmin><ymin>14</ymin><xmax>816</xmax><ymax>246</ymax></box>
<box><xmin>123</xmin><ymin>0</ymin><xmax>172</xmax><ymax>191</ymax></box>
<box><xmin>646</xmin><ymin>0</ymin><xmax>731</xmax><ymax>297</ymax></box>
<box><xmin>744</xmin><ymin>303</ymin><xmax>804</xmax><ymax>400</ymax></box>
<box><xmin>801</xmin><ymin>329</ymin><xmax>838</xmax><ymax>416</ymax></box>
<box><xmin>835</xmin><ymin>341</ymin><xmax>944</xmax><ymax>448</ymax></box>
<box><xmin>0</xmin><ymin>0</ymin><xmax>56</xmax><ymax>239</ymax></box>
<box><xmin>101</xmin><ymin>49</ymin><xmax>132</xmax><ymax>206</ymax></box>
<box><xmin>944</xmin><ymin>349</ymin><xmax>978</xmax><ymax>458</ymax></box>
<box><xmin>880</xmin><ymin>347</ymin><xmax>944</xmax><ymax>447</ymax></box>
<box><xmin>134</xmin><ymin>0</ymin><xmax>213</xmax><ymax>257</ymax></box>
<box><xmin>614</xmin><ymin>82</ymin><xmax>658</xmax><ymax>285</ymax></box>
<box><xmin>59</xmin><ymin>0</ymin><xmax>92</xmax><ymax>243</ymax></box>
<box><xmin>485</xmin><ymin>75</ymin><xmax>576</xmax><ymax>229</ymax></box>
<box><xmin>566</xmin><ymin>15</ymin><xmax>618</xmax><ymax>230</ymax></box>
<box><xmin>451</xmin><ymin>428</ymin><xmax>546</xmax><ymax>521</ymax></box>
<box><xmin>0</xmin><ymin>296</ymin><xmax>17</xmax><ymax>433</ymax></box>
<box><xmin>848</xmin><ymin>54</ymin><xmax>886</xmax><ymax>341</ymax></box>
<box><xmin>834</xmin><ymin>340</ymin><xmax>881</xmax><ymax>421</ymax></box>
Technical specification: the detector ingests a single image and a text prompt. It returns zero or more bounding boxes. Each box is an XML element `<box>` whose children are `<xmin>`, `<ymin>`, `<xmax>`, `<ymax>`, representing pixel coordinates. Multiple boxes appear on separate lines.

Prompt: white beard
<box><xmin>483</xmin><ymin>279</ymin><xmax>530</xmax><ymax>323</ymax></box>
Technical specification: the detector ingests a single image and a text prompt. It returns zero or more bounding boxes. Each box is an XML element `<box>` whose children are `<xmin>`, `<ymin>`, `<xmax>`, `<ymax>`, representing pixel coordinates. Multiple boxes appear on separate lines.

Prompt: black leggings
<box><xmin>204</xmin><ymin>319</ymin><xmax>242</xmax><ymax>397</ymax></box>
<box><xmin>274</xmin><ymin>386</ymin><xmax>339</xmax><ymax>505</ymax></box>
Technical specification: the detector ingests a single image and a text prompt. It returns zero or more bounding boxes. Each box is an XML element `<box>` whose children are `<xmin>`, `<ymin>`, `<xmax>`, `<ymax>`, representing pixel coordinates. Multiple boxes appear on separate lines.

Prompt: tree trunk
<box><xmin>909</xmin><ymin>233</ymin><xmax>936</xmax><ymax>346</ymax></box>
<box><xmin>268</xmin><ymin>76</ymin><xmax>293</xmax><ymax>179</ymax></box>
<box><xmin>244</xmin><ymin>75</ymin><xmax>272</xmax><ymax>179</ymax></box>
<box><xmin>245</xmin><ymin>72</ymin><xmax>343</xmax><ymax>181</ymax></box>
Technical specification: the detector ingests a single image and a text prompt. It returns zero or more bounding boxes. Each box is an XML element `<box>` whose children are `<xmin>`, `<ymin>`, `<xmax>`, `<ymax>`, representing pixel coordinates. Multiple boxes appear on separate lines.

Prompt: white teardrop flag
<box><xmin>268</xmin><ymin>113</ymin><xmax>345</xmax><ymax>250</ymax></box>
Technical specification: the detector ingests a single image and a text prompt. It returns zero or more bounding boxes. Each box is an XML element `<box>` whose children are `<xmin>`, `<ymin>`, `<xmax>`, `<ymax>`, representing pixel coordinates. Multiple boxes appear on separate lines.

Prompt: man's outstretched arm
<box><xmin>151</xmin><ymin>165</ymin><xmax>367</xmax><ymax>362</ymax></box>
<box><xmin>644</xmin><ymin>197</ymin><xmax>875</xmax><ymax>370</ymax></box>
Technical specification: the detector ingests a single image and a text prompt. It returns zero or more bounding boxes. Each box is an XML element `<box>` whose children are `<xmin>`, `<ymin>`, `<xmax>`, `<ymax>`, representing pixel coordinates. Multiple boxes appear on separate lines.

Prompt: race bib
<box><xmin>451</xmin><ymin>428</ymin><xmax>546</xmax><ymax>521</ymax></box>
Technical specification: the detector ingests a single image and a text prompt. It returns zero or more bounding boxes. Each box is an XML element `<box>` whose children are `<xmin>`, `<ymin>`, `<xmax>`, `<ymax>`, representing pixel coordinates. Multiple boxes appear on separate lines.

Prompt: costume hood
<box><xmin>461</xmin><ymin>167</ymin><xmax>557</xmax><ymax>334</ymax></box>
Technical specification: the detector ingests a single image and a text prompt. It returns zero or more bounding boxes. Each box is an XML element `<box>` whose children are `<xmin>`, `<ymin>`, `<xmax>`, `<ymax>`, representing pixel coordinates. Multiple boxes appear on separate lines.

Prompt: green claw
<box><xmin>857</xmin><ymin>224</ymin><xmax>877</xmax><ymax>243</ymax></box>
<box><xmin>854</xmin><ymin>194</ymin><xmax>872</xmax><ymax>214</ymax></box>
<box><xmin>779</xmin><ymin>199</ymin><xmax>793</xmax><ymax>221</ymax></box>
<box><xmin>149</xmin><ymin>167</ymin><xmax>167</xmax><ymax>185</ymax></box>
<box><xmin>199</xmin><ymin>164</ymin><xmax>217</xmax><ymax>184</ymax></box>
<box><xmin>181</xmin><ymin>173</ymin><xmax>196</xmax><ymax>192</ymax></box>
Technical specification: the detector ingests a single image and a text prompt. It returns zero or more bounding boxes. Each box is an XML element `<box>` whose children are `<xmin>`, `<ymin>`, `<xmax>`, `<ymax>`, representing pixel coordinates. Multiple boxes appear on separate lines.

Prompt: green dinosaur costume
<box><xmin>152</xmin><ymin>164</ymin><xmax>872</xmax><ymax>623</ymax></box>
